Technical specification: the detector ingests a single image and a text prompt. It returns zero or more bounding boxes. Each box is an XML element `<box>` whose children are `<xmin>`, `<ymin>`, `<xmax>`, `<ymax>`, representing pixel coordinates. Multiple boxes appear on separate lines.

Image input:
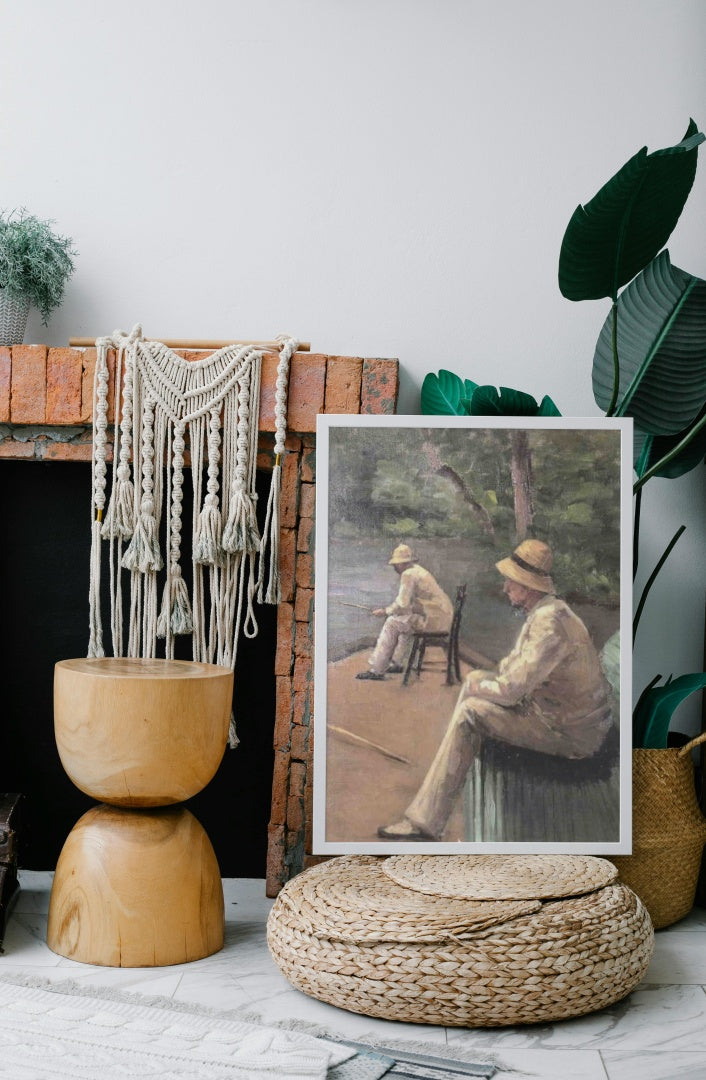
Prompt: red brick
<box><xmin>294</xmin><ymin>620</ymin><xmax>313</xmax><ymax>660</ymax></box>
<box><xmin>273</xmin><ymin>676</ymin><xmax>293</xmax><ymax>750</ymax></box>
<box><xmin>11</xmin><ymin>345</ymin><xmax>46</xmax><ymax>423</ymax></box>
<box><xmin>286</xmin><ymin>792</ymin><xmax>304</xmax><ymax>835</ymax></box>
<box><xmin>269</xmin><ymin>750</ymin><xmax>291</xmax><ymax>826</ymax></box>
<box><xmin>297</xmin><ymin>516</ymin><xmax>314</xmax><ymax>554</ymax></box>
<box><xmin>292</xmin><ymin>689</ymin><xmax>310</xmax><ymax>727</ymax></box>
<box><xmin>0</xmin><ymin>439</ymin><xmax>35</xmax><ymax>458</ymax></box>
<box><xmin>299</xmin><ymin>482</ymin><xmax>316</xmax><ymax>520</ymax></box>
<box><xmin>294</xmin><ymin>586</ymin><xmax>314</xmax><ymax>623</ymax></box>
<box><xmin>325</xmin><ymin>356</ymin><xmax>363</xmax><ymax>413</ymax></box>
<box><xmin>295</xmin><ymin>552</ymin><xmax>314</xmax><ymax>591</ymax></box>
<box><xmin>274</xmin><ymin>602</ymin><xmax>295</xmax><ymax>676</ymax></box>
<box><xmin>300</xmin><ymin>442</ymin><xmax>316</xmax><ymax>483</ymax></box>
<box><xmin>0</xmin><ymin>348</ymin><xmax>10</xmax><ymax>422</ymax></box>
<box><xmin>293</xmin><ymin>656</ymin><xmax>312</xmax><ymax>694</ymax></box>
<box><xmin>289</xmin><ymin>760</ymin><xmax>306</xmax><ymax>799</ymax></box>
<box><xmin>290</xmin><ymin>724</ymin><xmax>309</xmax><ymax>763</ymax></box>
<box><xmin>361</xmin><ymin>358</ymin><xmax>399</xmax><ymax>415</ymax></box>
<box><xmin>259</xmin><ymin>352</ymin><xmax>326</xmax><ymax>435</ymax></box>
<box><xmin>80</xmin><ymin>348</ymin><xmax>96</xmax><ymax>421</ymax></box>
<box><xmin>280</xmin><ymin>450</ymin><xmax>300</xmax><ymax>528</ymax></box>
<box><xmin>304</xmin><ymin>764</ymin><xmax>315</xmax><ymax>854</ymax></box>
<box><xmin>284</xmin><ymin>433</ymin><xmax>302</xmax><ymax>453</ymax></box>
<box><xmin>46</xmin><ymin>348</ymin><xmax>83</xmax><ymax>423</ymax></box>
<box><xmin>41</xmin><ymin>441</ymin><xmax>95</xmax><ymax>462</ymax></box>
<box><xmin>279</xmin><ymin>528</ymin><xmax>297</xmax><ymax>603</ymax></box>
<box><xmin>265</xmin><ymin>824</ymin><xmax>286</xmax><ymax>897</ymax></box>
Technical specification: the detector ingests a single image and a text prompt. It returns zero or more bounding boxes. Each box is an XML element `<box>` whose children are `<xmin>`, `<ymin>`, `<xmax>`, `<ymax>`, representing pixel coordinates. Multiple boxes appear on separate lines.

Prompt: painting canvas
<box><xmin>312</xmin><ymin>415</ymin><xmax>633</xmax><ymax>854</ymax></box>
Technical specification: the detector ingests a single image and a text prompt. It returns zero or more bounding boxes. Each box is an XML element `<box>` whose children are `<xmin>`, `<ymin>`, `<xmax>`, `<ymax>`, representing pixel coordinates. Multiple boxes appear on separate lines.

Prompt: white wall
<box><xmin>3</xmin><ymin>0</ymin><xmax>705</xmax><ymax>727</ymax></box>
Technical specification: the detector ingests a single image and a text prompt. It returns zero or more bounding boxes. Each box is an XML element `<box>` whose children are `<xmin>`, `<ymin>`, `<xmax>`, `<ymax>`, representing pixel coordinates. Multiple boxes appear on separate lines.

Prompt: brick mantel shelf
<box><xmin>0</xmin><ymin>344</ymin><xmax>399</xmax><ymax>894</ymax></box>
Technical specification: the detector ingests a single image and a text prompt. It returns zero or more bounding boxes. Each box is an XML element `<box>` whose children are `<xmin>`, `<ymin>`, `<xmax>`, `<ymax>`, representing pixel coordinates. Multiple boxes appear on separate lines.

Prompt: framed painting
<box><xmin>312</xmin><ymin>415</ymin><xmax>633</xmax><ymax>854</ymax></box>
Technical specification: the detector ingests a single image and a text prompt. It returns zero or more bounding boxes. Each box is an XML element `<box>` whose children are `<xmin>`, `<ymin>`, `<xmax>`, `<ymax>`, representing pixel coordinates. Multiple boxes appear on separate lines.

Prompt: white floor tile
<box><xmin>602</xmin><ymin>1049</ymin><xmax>706</xmax><ymax>1079</ymax></box>
<box><xmin>4</xmin><ymin>873</ymin><xmax>706</xmax><ymax>1067</ymax></box>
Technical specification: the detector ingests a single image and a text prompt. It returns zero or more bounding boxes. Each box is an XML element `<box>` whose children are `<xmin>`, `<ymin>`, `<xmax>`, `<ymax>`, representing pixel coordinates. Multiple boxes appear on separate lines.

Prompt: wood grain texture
<box><xmin>47</xmin><ymin>805</ymin><xmax>224</xmax><ymax>966</ymax></box>
<box><xmin>54</xmin><ymin>658</ymin><xmax>233</xmax><ymax>806</ymax></box>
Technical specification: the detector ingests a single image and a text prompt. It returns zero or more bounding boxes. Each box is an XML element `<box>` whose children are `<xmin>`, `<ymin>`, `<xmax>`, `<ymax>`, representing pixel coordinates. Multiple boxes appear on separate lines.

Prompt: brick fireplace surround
<box><xmin>0</xmin><ymin>344</ymin><xmax>399</xmax><ymax>896</ymax></box>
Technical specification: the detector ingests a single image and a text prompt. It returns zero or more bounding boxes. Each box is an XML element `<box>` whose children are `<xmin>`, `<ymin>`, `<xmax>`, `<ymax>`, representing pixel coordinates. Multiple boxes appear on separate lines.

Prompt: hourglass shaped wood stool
<box><xmin>47</xmin><ymin>658</ymin><xmax>233</xmax><ymax>967</ymax></box>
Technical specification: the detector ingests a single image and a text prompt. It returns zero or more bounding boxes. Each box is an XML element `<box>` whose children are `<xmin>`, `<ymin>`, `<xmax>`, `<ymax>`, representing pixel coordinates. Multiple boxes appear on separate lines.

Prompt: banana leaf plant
<box><xmin>421</xmin><ymin>371</ymin><xmax>561</xmax><ymax>418</ymax></box>
<box><xmin>559</xmin><ymin>120</ymin><xmax>706</xmax><ymax>747</ymax></box>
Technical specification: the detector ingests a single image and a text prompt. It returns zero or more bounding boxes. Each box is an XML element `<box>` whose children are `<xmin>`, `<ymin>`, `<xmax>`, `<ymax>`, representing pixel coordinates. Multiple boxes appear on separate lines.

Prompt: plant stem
<box><xmin>633</xmin><ymin>409</ymin><xmax>706</xmax><ymax>492</ymax></box>
<box><xmin>606</xmin><ymin>302</ymin><xmax>620</xmax><ymax>417</ymax></box>
<box><xmin>633</xmin><ymin>525</ymin><xmax>686</xmax><ymax>643</ymax></box>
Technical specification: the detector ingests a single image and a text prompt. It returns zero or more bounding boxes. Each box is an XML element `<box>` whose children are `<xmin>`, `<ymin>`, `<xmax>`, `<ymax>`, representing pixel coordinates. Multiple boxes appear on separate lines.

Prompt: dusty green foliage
<box><xmin>0</xmin><ymin>209</ymin><xmax>76</xmax><ymax>323</ymax></box>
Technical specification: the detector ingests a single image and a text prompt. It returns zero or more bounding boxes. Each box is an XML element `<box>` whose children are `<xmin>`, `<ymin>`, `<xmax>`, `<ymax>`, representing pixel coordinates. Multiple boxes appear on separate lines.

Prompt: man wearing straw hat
<box><xmin>356</xmin><ymin>543</ymin><xmax>454</xmax><ymax>681</ymax></box>
<box><xmin>378</xmin><ymin>539</ymin><xmax>613</xmax><ymax>840</ymax></box>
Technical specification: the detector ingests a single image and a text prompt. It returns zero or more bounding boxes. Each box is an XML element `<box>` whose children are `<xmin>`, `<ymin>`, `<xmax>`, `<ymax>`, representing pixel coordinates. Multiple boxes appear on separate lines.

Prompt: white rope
<box><xmin>257</xmin><ymin>335</ymin><xmax>298</xmax><ymax>604</ymax></box>
<box><xmin>87</xmin><ymin>339</ymin><xmax>110</xmax><ymax>657</ymax></box>
<box><xmin>87</xmin><ymin>325</ymin><xmax>296</xmax><ymax>750</ymax></box>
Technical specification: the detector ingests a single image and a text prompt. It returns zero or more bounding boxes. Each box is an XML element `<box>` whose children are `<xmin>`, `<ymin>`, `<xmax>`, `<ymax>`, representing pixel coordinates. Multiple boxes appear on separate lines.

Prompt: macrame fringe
<box><xmin>101</xmin><ymin>472</ymin><xmax>135</xmax><ymax>540</ymax></box>
<box><xmin>223</xmin><ymin>489</ymin><xmax>260</xmax><ymax>555</ymax></box>
<box><xmin>228</xmin><ymin>711</ymin><xmax>240</xmax><ymax>749</ymax></box>
<box><xmin>194</xmin><ymin>498</ymin><xmax>224</xmax><ymax>566</ymax></box>
<box><xmin>88</xmin><ymin>327</ymin><xmax>296</xmax><ymax>751</ymax></box>
<box><xmin>87</xmin><ymin>518</ymin><xmax>105</xmax><ymax>658</ymax></box>
<box><xmin>157</xmin><ymin>571</ymin><xmax>194</xmax><ymax>638</ymax></box>
<box><xmin>257</xmin><ymin>462</ymin><xmax>282</xmax><ymax>605</ymax></box>
<box><xmin>122</xmin><ymin>503</ymin><xmax>163</xmax><ymax>573</ymax></box>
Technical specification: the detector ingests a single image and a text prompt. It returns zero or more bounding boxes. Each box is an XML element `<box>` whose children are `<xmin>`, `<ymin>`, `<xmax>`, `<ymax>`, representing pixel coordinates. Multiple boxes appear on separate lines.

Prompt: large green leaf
<box><xmin>633</xmin><ymin>672</ymin><xmax>706</xmax><ymax>748</ymax></box>
<box><xmin>559</xmin><ymin>120</ymin><xmax>704</xmax><ymax>301</ymax></box>
<box><xmin>592</xmin><ymin>251</ymin><xmax>706</xmax><ymax>434</ymax></box>
<box><xmin>634</xmin><ymin>406</ymin><xmax>706</xmax><ymax>479</ymax></box>
<box><xmin>421</xmin><ymin>370</ymin><xmax>478</xmax><ymax>414</ymax></box>
<box><xmin>469</xmin><ymin>385</ymin><xmax>562</xmax><ymax>416</ymax></box>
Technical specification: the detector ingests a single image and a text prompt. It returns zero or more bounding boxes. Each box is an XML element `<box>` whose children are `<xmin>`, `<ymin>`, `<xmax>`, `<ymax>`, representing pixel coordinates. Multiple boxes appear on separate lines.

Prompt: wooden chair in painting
<box><xmin>403</xmin><ymin>583</ymin><xmax>467</xmax><ymax>686</ymax></box>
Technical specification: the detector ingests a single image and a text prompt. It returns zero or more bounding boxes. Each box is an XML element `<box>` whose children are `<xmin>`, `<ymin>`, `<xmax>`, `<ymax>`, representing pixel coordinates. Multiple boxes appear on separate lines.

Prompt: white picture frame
<box><xmin>313</xmin><ymin>414</ymin><xmax>633</xmax><ymax>855</ymax></box>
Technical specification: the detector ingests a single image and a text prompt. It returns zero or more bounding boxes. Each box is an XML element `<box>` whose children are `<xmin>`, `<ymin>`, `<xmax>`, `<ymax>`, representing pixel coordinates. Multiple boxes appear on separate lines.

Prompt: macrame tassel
<box><xmin>122</xmin><ymin>498</ymin><xmax>163</xmax><ymax>573</ymax></box>
<box><xmin>157</xmin><ymin>570</ymin><xmax>194</xmax><ymax>637</ymax></box>
<box><xmin>101</xmin><ymin>468</ymin><xmax>135</xmax><ymax>540</ymax></box>
<box><xmin>258</xmin><ymin>462</ymin><xmax>282</xmax><ymax>604</ymax></box>
<box><xmin>228</xmin><ymin>711</ymin><xmax>240</xmax><ymax>749</ymax></box>
<box><xmin>222</xmin><ymin>489</ymin><xmax>261</xmax><ymax>554</ymax></box>
<box><xmin>194</xmin><ymin>494</ymin><xmax>224</xmax><ymax>566</ymax></box>
<box><xmin>87</xmin><ymin>518</ymin><xmax>105</xmax><ymax>657</ymax></box>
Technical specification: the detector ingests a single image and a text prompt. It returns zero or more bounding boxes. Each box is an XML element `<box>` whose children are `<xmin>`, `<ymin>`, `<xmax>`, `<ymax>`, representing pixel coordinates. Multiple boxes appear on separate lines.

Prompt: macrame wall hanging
<box><xmin>88</xmin><ymin>325</ymin><xmax>297</xmax><ymax>745</ymax></box>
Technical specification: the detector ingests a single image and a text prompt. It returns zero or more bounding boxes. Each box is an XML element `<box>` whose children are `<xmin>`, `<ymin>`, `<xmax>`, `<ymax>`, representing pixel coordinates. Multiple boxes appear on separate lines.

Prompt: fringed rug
<box><xmin>0</xmin><ymin>974</ymin><xmax>498</xmax><ymax>1078</ymax></box>
<box><xmin>0</xmin><ymin>975</ymin><xmax>358</xmax><ymax>1079</ymax></box>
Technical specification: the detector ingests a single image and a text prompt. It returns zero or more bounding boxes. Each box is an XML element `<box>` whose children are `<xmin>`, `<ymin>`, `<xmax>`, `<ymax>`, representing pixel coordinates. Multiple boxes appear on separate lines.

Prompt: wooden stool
<box><xmin>47</xmin><ymin>658</ymin><xmax>233</xmax><ymax>967</ymax></box>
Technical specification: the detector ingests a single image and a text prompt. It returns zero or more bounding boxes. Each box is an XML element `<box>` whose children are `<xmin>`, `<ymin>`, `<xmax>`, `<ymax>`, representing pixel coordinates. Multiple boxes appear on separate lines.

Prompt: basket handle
<box><xmin>677</xmin><ymin>731</ymin><xmax>706</xmax><ymax>757</ymax></box>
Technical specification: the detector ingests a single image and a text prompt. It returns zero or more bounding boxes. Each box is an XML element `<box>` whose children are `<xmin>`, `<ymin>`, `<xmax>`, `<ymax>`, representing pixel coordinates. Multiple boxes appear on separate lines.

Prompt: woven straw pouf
<box><xmin>267</xmin><ymin>854</ymin><xmax>654</xmax><ymax>1027</ymax></box>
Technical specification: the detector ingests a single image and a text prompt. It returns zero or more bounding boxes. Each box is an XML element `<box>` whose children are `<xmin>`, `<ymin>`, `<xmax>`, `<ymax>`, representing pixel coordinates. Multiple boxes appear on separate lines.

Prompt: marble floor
<box><xmin>2</xmin><ymin>871</ymin><xmax>706</xmax><ymax>1079</ymax></box>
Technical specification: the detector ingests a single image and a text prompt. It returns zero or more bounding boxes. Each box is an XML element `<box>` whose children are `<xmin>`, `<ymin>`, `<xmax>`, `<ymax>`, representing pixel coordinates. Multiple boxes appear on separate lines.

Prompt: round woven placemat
<box><xmin>382</xmin><ymin>853</ymin><xmax>618</xmax><ymax>899</ymax></box>
<box><xmin>277</xmin><ymin>856</ymin><xmax>541</xmax><ymax>943</ymax></box>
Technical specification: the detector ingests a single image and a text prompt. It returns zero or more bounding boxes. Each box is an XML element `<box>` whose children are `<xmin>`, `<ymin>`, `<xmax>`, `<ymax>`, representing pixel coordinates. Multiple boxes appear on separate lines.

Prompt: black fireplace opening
<box><xmin>0</xmin><ymin>459</ymin><xmax>276</xmax><ymax>878</ymax></box>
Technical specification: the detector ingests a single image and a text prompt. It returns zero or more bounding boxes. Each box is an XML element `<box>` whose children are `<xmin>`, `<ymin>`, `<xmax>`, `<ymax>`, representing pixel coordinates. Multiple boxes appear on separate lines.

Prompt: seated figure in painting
<box><xmin>356</xmin><ymin>544</ymin><xmax>454</xmax><ymax>681</ymax></box>
<box><xmin>377</xmin><ymin>539</ymin><xmax>613</xmax><ymax>839</ymax></box>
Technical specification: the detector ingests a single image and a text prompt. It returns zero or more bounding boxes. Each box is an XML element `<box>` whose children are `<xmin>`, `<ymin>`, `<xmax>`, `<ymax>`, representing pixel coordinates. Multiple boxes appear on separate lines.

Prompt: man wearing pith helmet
<box><xmin>356</xmin><ymin>543</ymin><xmax>454</xmax><ymax>681</ymax></box>
<box><xmin>378</xmin><ymin>538</ymin><xmax>613</xmax><ymax>840</ymax></box>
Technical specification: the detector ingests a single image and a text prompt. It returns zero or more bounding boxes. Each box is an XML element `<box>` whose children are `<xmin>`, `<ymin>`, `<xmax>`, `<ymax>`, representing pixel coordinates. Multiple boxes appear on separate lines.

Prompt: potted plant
<box><xmin>0</xmin><ymin>209</ymin><xmax>76</xmax><ymax>345</ymax></box>
<box><xmin>422</xmin><ymin>121</ymin><xmax>706</xmax><ymax>926</ymax></box>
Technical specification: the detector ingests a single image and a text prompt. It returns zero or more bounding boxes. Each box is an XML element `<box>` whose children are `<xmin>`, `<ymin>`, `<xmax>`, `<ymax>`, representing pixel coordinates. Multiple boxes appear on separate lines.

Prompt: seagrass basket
<box><xmin>610</xmin><ymin>732</ymin><xmax>706</xmax><ymax>929</ymax></box>
<box><xmin>267</xmin><ymin>854</ymin><xmax>654</xmax><ymax>1027</ymax></box>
